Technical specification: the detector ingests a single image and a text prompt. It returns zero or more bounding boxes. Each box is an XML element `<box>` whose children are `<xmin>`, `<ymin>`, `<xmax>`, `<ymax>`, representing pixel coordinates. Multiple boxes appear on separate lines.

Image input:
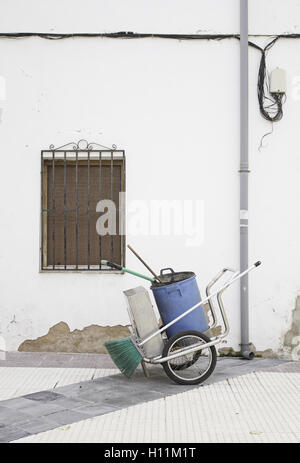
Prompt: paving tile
<box><xmin>0</xmin><ymin>426</ymin><xmax>31</xmax><ymax>443</ymax></box>
<box><xmin>0</xmin><ymin>406</ymin><xmax>32</xmax><ymax>426</ymax></box>
<box><xmin>77</xmin><ymin>386</ymin><xmax>164</xmax><ymax>408</ymax></box>
<box><xmin>50</xmin><ymin>383</ymin><xmax>82</xmax><ymax>396</ymax></box>
<box><xmin>75</xmin><ymin>403</ymin><xmax>120</xmax><ymax>416</ymax></box>
<box><xmin>44</xmin><ymin>409</ymin><xmax>90</xmax><ymax>426</ymax></box>
<box><xmin>0</xmin><ymin>362</ymin><xmax>39</xmax><ymax>368</ymax></box>
<box><xmin>0</xmin><ymin>397</ymin><xmax>33</xmax><ymax>409</ymax></box>
<box><xmin>17</xmin><ymin>418</ymin><xmax>59</xmax><ymax>434</ymax></box>
<box><xmin>48</xmin><ymin>356</ymin><xmax>77</xmax><ymax>362</ymax></box>
<box><xmin>12</xmin><ymin>401</ymin><xmax>69</xmax><ymax>417</ymax></box>
<box><xmin>50</xmin><ymin>396</ymin><xmax>92</xmax><ymax>410</ymax></box>
<box><xmin>103</xmin><ymin>390</ymin><xmax>165</xmax><ymax>408</ymax></box>
<box><xmin>34</xmin><ymin>361</ymin><xmax>73</xmax><ymax>368</ymax></box>
<box><xmin>260</xmin><ymin>362</ymin><xmax>300</xmax><ymax>373</ymax></box>
<box><xmin>23</xmin><ymin>391</ymin><xmax>64</xmax><ymax>402</ymax></box>
<box><xmin>0</xmin><ymin>352</ymin><xmax>118</xmax><ymax>369</ymax></box>
<box><xmin>70</xmin><ymin>389</ymin><xmax>118</xmax><ymax>404</ymax></box>
<box><xmin>57</xmin><ymin>381</ymin><xmax>116</xmax><ymax>400</ymax></box>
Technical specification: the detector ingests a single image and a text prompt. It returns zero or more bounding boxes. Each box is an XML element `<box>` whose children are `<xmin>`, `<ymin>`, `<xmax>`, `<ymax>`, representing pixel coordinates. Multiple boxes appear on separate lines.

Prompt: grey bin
<box><xmin>123</xmin><ymin>286</ymin><xmax>164</xmax><ymax>358</ymax></box>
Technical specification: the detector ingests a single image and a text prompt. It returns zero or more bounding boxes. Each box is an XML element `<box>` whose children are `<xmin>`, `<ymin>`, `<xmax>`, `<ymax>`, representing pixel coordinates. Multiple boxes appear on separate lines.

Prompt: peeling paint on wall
<box><xmin>18</xmin><ymin>322</ymin><xmax>130</xmax><ymax>354</ymax></box>
<box><xmin>282</xmin><ymin>296</ymin><xmax>300</xmax><ymax>360</ymax></box>
<box><xmin>218</xmin><ymin>345</ymin><xmax>277</xmax><ymax>358</ymax></box>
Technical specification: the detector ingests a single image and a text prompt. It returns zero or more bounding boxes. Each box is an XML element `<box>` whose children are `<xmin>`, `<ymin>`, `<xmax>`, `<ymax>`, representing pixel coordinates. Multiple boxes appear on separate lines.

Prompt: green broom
<box><xmin>104</xmin><ymin>337</ymin><xmax>143</xmax><ymax>377</ymax></box>
<box><xmin>101</xmin><ymin>259</ymin><xmax>155</xmax><ymax>377</ymax></box>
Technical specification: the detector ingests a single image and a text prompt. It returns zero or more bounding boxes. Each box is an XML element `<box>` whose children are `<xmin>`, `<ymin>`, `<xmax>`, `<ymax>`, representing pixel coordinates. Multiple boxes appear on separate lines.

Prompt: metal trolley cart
<box><xmin>123</xmin><ymin>261</ymin><xmax>261</xmax><ymax>385</ymax></box>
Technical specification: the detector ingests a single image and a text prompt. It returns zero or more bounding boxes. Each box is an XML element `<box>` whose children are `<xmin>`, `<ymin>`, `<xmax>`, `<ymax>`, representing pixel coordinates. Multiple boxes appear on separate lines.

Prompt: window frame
<box><xmin>40</xmin><ymin>141</ymin><xmax>126</xmax><ymax>273</ymax></box>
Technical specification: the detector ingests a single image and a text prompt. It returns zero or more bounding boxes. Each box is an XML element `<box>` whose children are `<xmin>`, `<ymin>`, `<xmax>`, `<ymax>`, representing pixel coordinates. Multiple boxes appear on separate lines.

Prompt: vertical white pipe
<box><xmin>240</xmin><ymin>0</ymin><xmax>254</xmax><ymax>359</ymax></box>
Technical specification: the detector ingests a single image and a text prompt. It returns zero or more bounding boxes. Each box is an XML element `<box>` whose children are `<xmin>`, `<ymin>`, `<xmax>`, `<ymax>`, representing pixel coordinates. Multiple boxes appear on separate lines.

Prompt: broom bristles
<box><xmin>104</xmin><ymin>337</ymin><xmax>142</xmax><ymax>378</ymax></box>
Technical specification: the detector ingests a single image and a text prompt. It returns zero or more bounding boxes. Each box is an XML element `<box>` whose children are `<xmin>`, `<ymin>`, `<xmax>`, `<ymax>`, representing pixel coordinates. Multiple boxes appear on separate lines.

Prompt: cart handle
<box><xmin>206</xmin><ymin>267</ymin><xmax>238</xmax><ymax>330</ymax></box>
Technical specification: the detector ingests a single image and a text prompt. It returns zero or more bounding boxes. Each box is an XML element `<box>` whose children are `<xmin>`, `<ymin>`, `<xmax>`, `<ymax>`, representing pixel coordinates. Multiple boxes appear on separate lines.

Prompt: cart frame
<box><xmin>129</xmin><ymin>262</ymin><xmax>261</xmax><ymax>365</ymax></box>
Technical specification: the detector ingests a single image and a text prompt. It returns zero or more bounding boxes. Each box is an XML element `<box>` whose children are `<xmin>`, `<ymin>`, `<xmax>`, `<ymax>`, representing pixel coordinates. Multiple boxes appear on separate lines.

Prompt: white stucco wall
<box><xmin>0</xmin><ymin>0</ymin><xmax>300</xmax><ymax>356</ymax></box>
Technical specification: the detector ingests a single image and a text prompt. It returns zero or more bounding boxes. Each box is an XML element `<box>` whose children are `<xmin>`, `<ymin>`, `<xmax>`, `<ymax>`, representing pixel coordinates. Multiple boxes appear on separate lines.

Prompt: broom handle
<box><xmin>127</xmin><ymin>245</ymin><xmax>162</xmax><ymax>284</ymax></box>
<box><xmin>139</xmin><ymin>262</ymin><xmax>261</xmax><ymax>347</ymax></box>
<box><xmin>101</xmin><ymin>260</ymin><xmax>155</xmax><ymax>282</ymax></box>
<box><xmin>123</xmin><ymin>267</ymin><xmax>155</xmax><ymax>282</ymax></box>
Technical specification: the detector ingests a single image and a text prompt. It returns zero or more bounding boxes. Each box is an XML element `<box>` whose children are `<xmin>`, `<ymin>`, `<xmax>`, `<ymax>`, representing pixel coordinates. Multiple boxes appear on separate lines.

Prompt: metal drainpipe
<box><xmin>240</xmin><ymin>0</ymin><xmax>254</xmax><ymax>360</ymax></box>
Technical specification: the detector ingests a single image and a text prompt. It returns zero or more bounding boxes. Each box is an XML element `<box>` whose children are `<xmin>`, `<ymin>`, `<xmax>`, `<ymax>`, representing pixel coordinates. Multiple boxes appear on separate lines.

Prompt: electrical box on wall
<box><xmin>270</xmin><ymin>68</ymin><xmax>286</xmax><ymax>94</ymax></box>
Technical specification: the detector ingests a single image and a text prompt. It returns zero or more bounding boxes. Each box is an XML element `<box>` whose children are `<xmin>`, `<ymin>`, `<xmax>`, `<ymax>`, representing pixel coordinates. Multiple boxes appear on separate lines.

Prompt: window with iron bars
<box><xmin>40</xmin><ymin>140</ymin><xmax>125</xmax><ymax>271</ymax></box>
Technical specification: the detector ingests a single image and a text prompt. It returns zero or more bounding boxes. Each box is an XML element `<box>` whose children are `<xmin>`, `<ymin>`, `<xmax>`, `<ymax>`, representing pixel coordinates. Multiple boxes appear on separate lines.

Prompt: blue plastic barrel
<box><xmin>150</xmin><ymin>271</ymin><xmax>209</xmax><ymax>339</ymax></box>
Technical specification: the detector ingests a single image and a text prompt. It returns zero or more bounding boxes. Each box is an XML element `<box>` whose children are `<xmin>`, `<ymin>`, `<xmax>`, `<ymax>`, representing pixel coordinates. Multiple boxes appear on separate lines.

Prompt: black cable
<box><xmin>255</xmin><ymin>37</ymin><xmax>284</xmax><ymax>122</ymax></box>
<box><xmin>0</xmin><ymin>30</ymin><xmax>296</xmax><ymax>122</ymax></box>
<box><xmin>258</xmin><ymin>121</ymin><xmax>274</xmax><ymax>151</ymax></box>
<box><xmin>0</xmin><ymin>31</ymin><xmax>239</xmax><ymax>41</ymax></box>
<box><xmin>0</xmin><ymin>31</ymin><xmax>299</xmax><ymax>41</ymax></box>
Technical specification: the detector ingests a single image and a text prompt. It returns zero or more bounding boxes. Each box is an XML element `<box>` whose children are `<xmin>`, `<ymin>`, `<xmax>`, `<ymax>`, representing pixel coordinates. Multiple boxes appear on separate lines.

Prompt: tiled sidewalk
<box><xmin>0</xmin><ymin>367</ymin><xmax>118</xmax><ymax>401</ymax></box>
<box><xmin>0</xmin><ymin>353</ymin><xmax>299</xmax><ymax>443</ymax></box>
<box><xmin>0</xmin><ymin>352</ymin><xmax>116</xmax><ymax>369</ymax></box>
<box><xmin>14</xmin><ymin>363</ymin><xmax>300</xmax><ymax>444</ymax></box>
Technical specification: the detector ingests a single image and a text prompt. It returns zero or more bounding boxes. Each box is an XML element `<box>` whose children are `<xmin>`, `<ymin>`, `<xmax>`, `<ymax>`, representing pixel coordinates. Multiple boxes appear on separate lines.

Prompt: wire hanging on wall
<box><xmin>255</xmin><ymin>37</ymin><xmax>286</xmax><ymax>122</ymax></box>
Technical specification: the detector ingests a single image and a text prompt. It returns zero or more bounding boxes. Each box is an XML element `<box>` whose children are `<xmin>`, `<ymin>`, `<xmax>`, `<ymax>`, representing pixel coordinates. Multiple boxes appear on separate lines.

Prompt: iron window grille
<box><xmin>40</xmin><ymin>139</ymin><xmax>125</xmax><ymax>271</ymax></box>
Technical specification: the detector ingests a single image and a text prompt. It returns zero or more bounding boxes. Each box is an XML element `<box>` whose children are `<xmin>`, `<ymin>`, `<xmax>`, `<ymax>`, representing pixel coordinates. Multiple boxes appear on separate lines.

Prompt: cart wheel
<box><xmin>162</xmin><ymin>330</ymin><xmax>217</xmax><ymax>385</ymax></box>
